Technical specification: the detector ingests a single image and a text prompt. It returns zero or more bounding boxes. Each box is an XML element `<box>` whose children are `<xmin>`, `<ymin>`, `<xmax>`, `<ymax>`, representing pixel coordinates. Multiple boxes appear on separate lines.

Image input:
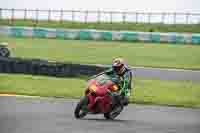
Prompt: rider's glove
<box><xmin>125</xmin><ymin>89</ymin><xmax>131</xmax><ymax>97</ymax></box>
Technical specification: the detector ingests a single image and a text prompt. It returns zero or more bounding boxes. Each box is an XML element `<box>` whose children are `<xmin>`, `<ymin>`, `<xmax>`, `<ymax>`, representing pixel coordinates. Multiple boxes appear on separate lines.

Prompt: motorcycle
<box><xmin>0</xmin><ymin>44</ymin><xmax>10</xmax><ymax>57</ymax></box>
<box><xmin>74</xmin><ymin>74</ymin><xmax>127</xmax><ymax>120</ymax></box>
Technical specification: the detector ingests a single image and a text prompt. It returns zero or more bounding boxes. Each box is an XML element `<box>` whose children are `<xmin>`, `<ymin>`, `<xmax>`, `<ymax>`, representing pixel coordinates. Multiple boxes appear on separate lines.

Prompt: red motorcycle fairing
<box><xmin>86</xmin><ymin>79</ymin><xmax>115</xmax><ymax>113</ymax></box>
<box><xmin>87</xmin><ymin>93</ymin><xmax>112</xmax><ymax>113</ymax></box>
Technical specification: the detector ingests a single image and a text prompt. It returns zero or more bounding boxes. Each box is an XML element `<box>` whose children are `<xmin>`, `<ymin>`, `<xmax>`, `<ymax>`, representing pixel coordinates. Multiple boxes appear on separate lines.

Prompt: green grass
<box><xmin>1</xmin><ymin>19</ymin><xmax>200</xmax><ymax>33</ymax></box>
<box><xmin>1</xmin><ymin>35</ymin><xmax>200</xmax><ymax>69</ymax></box>
<box><xmin>0</xmin><ymin>73</ymin><xmax>200</xmax><ymax>108</ymax></box>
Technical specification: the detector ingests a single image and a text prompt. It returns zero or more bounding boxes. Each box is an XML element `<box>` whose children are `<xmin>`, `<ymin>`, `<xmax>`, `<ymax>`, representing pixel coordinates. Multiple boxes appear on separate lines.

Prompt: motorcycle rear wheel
<box><xmin>74</xmin><ymin>96</ymin><xmax>88</xmax><ymax>119</ymax></box>
<box><xmin>104</xmin><ymin>105</ymin><xmax>123</xmax><ymax>120</ymax></box>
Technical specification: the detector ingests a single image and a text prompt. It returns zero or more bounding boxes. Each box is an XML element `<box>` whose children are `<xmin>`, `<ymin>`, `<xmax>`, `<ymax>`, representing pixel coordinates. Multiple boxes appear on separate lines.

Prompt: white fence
<box><xmin>1</xmin><ymin>8</ymin><xmax>200</xmax><ymax>24</ymax></box>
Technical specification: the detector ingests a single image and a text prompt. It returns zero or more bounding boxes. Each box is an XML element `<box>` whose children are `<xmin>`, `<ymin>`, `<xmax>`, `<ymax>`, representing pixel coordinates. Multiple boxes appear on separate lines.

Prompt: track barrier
<box><xmin>0</xmin><ymin>57</ymin><xmax>107</xmax><ymax>77</ymax></box>
<box><xmin>0</xmin><ymin>26</ymin><xmax>200</xmax><ymax>44</ymax></box>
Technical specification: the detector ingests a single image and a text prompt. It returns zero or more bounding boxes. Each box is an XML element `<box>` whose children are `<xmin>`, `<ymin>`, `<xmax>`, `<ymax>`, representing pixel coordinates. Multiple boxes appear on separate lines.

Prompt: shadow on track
<box><xmin>80</xmin><ymin>118</ymin><xmax>133</xmax><ymax>123</ymax></box>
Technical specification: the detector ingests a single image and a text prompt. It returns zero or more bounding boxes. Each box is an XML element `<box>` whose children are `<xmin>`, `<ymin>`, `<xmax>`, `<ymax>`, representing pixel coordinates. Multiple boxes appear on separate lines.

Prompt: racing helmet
<box><xmin>112</xmin><ymin>58</ymin><xmax>126</xmax><ymax>75</ymax></box>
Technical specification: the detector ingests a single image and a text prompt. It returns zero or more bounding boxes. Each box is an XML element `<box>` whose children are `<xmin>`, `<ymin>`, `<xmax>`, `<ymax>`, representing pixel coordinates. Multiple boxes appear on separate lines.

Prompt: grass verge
<box><xmin>0</xmin><ymin>73</ymin><xmax>200</xmax><ymax>108</ymax></box>
<box><xmin>0</xmin><ymin>19</ymin><xmax>200</xmax><ymax>33</ymax></box>
<box><xmin>1</xmin><ymin>36</ymin><xmax>200</xmax><ymax>70</ymax></box>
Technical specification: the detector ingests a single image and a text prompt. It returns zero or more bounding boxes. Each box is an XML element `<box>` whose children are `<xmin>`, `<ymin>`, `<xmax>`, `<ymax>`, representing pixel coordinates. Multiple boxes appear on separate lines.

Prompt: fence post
<box><xmin>35</xmin><ymin>9</ymin><xmax>39</xmax><ymax>26</ymax></box>
<box><xmin>60</xmin><ymin>9</ymin><xmax>63</xmax><ymax>24</ymax></box>
<box><xmin>199</xmin><ymin>14</ymin><xmax>200</xmax><ymax>24</ymax></box>
<box><xmin>84</xmin><ymin>10</ymin><xmax>88</xmax><ymax>23</ymax></box>
<box><xmin>148</xmin><ymin>13</ymin><xmax>151</xmax><ymax>23</ymax></box>
<box><xmin>72</xmin><ymin>10</ymin><xmax>75</xmax><ymax>22</ymax></box>
<box><xmin>97</xmin><ymin>10</ymin><xmax>101</xmax><ymax>23</ymax></box>
<box><xmin>162</xmin><ymin>13</ymin><xmax>165</xmax><ymax>24</ymax></box>
<box><xmin>11</xmin><ymin>8</ymin><xmax>15</xmax><ymax>25</ymax></box>
<box><xmin>24</xmin><ymin>9</ymin><xmax>27</xmax><ymax>20</ymax></box>
<box><xmin>135</xmin><ymin>12</ymin><xmax>138</xmax><ymax>23</ymax></box>
<box><xmin>186</xmin><ymin>13</ymin><xmax>190</xmax><ymax>24</ymax></box>
<box><xmin>122</xmin><ymin>12</ymin><xmax>126</xmax><ymax>24</ymax></box>
<box><xmin>110</xmin><ymin>11</ymin><xmax>113</xmax><ymax>24</ymax></box>
<box><xmin>48</xmin><ymin>9</ymin><xmax>51</xmax><ymax>22</ymax></box>
<box><xmin>0</xmin><ymin>8</ymin><xmax>2</xmax><ymax>20</ymax></box>
<box><xmin>173</xmin><ymin>13</ymin><xmax>176</xmax><ymax>24</ymax></box>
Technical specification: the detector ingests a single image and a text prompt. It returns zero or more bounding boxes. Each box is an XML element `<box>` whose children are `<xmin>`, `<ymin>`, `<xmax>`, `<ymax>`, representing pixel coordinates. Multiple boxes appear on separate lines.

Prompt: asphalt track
<box><xmin>96</xmin><ymin>64</ymin><xmax>200</xmax><ymax>81</ymax></box>
<box><xmin>131</xmin><ymin>67</ymin><xmax>200</xmax><ymax>81</ymax></box>
<box><xmin>1</xmin><ymin>96</ymin><xmax>200</xmax><ymax>133</ymax></box>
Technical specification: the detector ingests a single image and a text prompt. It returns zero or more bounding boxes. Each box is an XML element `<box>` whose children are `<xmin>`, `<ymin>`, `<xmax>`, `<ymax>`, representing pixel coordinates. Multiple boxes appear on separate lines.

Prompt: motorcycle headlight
<box><xmin>112</xmin><ymin>85</ymin><xmax>119</xmax><ymax>91</ymax></box>
<box><xmin>89</xmin><ymin>85</ymin><xmax>97</xmax><ymax>92</ymax></box>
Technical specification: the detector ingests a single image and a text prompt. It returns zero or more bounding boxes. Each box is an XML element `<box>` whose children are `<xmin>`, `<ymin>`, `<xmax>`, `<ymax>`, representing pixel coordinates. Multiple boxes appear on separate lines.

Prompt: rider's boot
<box><xmin>111</xmin><ymin>92</ymin><xmax>122</xmax><ymax>108</ymax></box>
<box><xmin>120</xmin><ymin>96</ymin><xmax>129</xmax><ymax>106</ymax></box>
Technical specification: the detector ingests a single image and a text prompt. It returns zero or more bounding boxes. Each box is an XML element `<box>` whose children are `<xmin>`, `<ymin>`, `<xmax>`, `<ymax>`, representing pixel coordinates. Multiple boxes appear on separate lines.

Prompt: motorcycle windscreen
<box><xmin>95</xmin><ymin>74</ymin><xmax>119</xmax><ymax>91</ymax></box>
<box><xmin>94</xmin><ymin>74</ymin><xmax>112</xmax><ymax>85</ymax></box>
<box><xmin>94</xmin><ymin>74</ymin><xmax>114</xmax><ymax>96</ymax></box>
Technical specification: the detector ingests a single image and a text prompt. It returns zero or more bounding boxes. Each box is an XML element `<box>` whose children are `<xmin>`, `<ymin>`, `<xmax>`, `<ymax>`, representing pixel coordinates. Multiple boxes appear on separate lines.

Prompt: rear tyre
<box><xmin>104</xmin><ymin>105</ymin><xmax>123</xmax><ymax>120</ymax></box>
<box><xmin>74</xmin><ymin>96</ymin><xmax>88</xmax><ymax>119</ymax></box>
<box><xmin>104</xmin><ymin>112</ymin><xmax>111</xmax><ymax>119</ymax></box>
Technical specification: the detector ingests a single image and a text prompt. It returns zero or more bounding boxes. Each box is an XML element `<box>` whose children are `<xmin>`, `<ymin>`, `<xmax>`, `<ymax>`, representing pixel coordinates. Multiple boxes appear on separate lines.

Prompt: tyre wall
<box><xmin>0</xmin><ymin>26</ymin><xmax>200</xmax><ymax>44</ymax></box>
<box><xmin>0</xmin><ymin>57</ymin><xmax>107</xmax><ymax>77</ymax></box>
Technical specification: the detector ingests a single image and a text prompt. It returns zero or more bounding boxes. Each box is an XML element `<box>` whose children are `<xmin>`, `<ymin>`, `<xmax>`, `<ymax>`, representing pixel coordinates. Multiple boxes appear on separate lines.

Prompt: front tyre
<box><xmin>74</xmin><ymin>96</ymin><xmax>88</xmax><ymax>119</ymax></box>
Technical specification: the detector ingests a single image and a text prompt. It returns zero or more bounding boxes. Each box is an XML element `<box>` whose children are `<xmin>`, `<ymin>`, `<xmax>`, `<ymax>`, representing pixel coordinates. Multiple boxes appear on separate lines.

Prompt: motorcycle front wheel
<box><xmin>74</xmin><ymin>96</ymin><xmax>88</xmax><ymax>119</ymax></box>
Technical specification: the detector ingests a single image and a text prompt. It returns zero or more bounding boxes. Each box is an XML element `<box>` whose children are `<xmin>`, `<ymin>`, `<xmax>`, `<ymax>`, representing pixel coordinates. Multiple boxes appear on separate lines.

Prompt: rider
<box><xmin>92</xmin><ymin>58</ymin><xmax>133</xmax><ymax>107</ymax></box>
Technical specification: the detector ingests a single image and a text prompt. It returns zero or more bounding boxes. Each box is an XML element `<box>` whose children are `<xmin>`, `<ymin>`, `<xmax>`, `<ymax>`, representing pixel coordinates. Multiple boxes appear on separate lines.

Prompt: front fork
<box><xmin>80</xmin><ymin>96</ymin><xmax>89</xmax><ymax>113</ymax></box>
